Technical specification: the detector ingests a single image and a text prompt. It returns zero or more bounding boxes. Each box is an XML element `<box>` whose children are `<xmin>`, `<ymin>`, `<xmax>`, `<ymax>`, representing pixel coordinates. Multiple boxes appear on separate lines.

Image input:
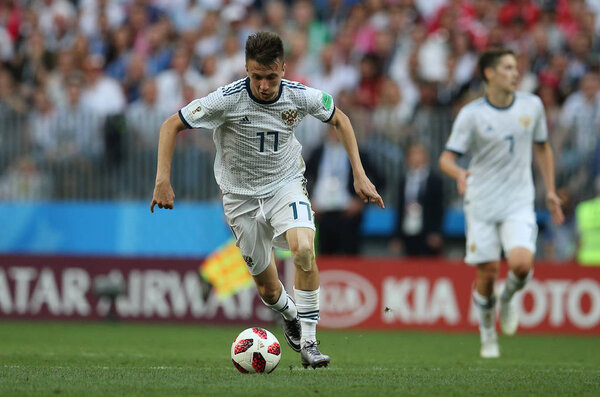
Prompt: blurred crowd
<box><xmin>1</xmin><ymin>0</ymin><xmax>600</xmax><ymax>259</ymax></box>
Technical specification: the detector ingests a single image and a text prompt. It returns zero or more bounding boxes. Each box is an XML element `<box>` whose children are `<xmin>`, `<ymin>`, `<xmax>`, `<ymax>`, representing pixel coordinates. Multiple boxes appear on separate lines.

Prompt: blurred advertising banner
<box><xmin>311</xmin><ymin>257</ymin><xmax>600</xmax><ymax>334</ymax></box>
<box><xmin>0</xmin><ymin>255</ymin><xmax>272</xmax><ymax>324</ymax></box>
<box><xmin>2</xmin><ymin>255</ymin><xmax>599</xmax><ymax>334</ymax></box>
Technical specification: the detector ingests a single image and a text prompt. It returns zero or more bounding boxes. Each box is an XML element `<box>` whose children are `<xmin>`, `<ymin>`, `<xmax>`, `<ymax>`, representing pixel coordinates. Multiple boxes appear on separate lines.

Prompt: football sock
<box><xmin>473</xmin><ymin>290</ymin><xmax>496</xmax><ymax>340</ymax></box>
<box><xmin>294</xmin><ymin>287</ymin><xmax>320</xmax><ymax>347</ymax></box>
<box><xmin>501</xmin><ymin>270</ymin><xmax>532</xmax><ymax>302</ymax></box>
<box><xmin>263</xmin><ymin>281</ymin><xmax>297</xmax><ymax>321</ymax></box>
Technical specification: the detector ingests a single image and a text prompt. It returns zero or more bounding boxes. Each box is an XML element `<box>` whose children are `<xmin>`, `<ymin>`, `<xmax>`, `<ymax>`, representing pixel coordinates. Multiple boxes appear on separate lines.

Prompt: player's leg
<box><xmin>222</xmin><ymin>193</ymin><xmax>301</xmax><ymax>351</ymax></box>
<box><xmin>474</xmin><ymin>261</ymin><xmax>500</xmax><ymax>358</ymax></box>
<box><xmin>266</xmin><ymin>179</ymin><xmax>329</xmax><ymax>368</ymax></box>
<box><xmin>286</xmin><ymin>226</ymin><xmax>330</xmax><ymax>368</ymax></box>
<box><xmin>252</xmin><ymin>251</ymin><xmax>302</xmax><ymax>352</ymax></box>
<box><xmin>466</xmin><ymin>212</ymin><xmax>501</xmax><ymax>358</ymax></box>
<box><xmin>499</xmin><ymin>214</ymin><xmax>537</xmax><ymax>335</ymax></box>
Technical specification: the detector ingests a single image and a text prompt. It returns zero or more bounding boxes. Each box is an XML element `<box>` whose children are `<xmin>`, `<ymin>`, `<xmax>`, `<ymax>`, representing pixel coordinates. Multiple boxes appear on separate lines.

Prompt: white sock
<box><xmin>294</xmin><ymin>287</ymin><xmax>319</xmax><ymax>347</ymax></box>
<box><xmin>262</xmin><ymin>282</ymin><xmax>297</xmax><ymax>321</ymax></box>
<box><xmin>473</xmin><ymin>290</ymin><xmax>496</xmax><ymax>342</ymax></box>
<box><xmin>501</xmin><ymin>270</ymin><xmax>532</xmax><ymax>302</ymax></box>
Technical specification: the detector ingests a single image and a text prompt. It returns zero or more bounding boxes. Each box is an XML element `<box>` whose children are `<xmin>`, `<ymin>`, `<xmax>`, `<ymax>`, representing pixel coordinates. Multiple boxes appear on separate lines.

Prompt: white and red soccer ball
<box><xmin>231</xmin><ymin>327</ymin><xmax>281</xmax><ymax>374</ymax></box>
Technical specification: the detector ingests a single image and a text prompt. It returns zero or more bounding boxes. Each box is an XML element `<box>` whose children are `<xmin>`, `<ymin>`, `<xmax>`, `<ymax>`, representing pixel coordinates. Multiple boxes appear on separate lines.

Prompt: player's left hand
<box><xmin>353</xmin><ymin>174</ymin><xmax>385</xmax><ymax>209</ymax></box>
<box><xmin>546</xmin><ymin>191</ymin><xmax>564</xmax><ymax>226</ymax></box>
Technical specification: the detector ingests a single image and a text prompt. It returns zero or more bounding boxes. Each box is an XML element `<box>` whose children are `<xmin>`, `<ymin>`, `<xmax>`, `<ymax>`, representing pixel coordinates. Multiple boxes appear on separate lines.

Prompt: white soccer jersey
<box><xmin>445</xmin><ymin>92</ymin><xmax>548</xmax><ymax>221</ymax></box>
<box><xmin>179</xmin><ymin>78</ymin><xmax>336</xmax><ymax>197</ymax></box>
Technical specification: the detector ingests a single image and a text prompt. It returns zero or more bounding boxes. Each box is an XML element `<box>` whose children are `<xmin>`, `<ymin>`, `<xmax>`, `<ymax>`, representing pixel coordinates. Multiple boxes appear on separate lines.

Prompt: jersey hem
<box><xmin>178</xmin><ymin>110</ymin><xmax>192</xmax><ymax>129</ymax></box>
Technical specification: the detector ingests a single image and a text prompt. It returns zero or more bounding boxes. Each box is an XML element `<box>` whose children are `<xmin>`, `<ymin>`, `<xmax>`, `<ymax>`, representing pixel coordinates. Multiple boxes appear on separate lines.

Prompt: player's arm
<box><xmin>533</xmin><ymin>142</ymin><xmax>564</xmax><ymax>225</ymax></box>
<box><xmin>328</xmin><ymin>108</ymin><xmax>384</xmax><ymax>208</ymax></box>
<box><xmin>438</xmin><ymin>150</ymin><xmax>470</xmax><ymax>195</ymax></box>
<box><xmin>150</xmin><ymin>113</ymin><xmax>188</xmax><ymax>213</ymax></box>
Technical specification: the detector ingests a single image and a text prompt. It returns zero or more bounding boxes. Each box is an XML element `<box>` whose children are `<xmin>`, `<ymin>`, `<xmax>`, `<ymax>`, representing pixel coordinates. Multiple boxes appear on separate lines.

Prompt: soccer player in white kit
<box><xmin>150</xmin><ymin>32</ymin><xmax>384</xmax><ymax>368</ymax></box>
<box><xmin>439</xmin><ymin>48</ymin><xmax>564</xmax><ymax>358</ymax></box>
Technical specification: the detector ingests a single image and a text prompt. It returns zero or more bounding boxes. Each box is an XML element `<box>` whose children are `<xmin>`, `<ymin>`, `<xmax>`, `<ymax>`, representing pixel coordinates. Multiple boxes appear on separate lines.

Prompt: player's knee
<box><xmin>511</xmin><ymin>262</ymin><xmax>532</xmax><ymax>280</ymax></box>
<box><xmin>291</xmin><ymin>245</ymin><xmax>314</xmax><ymax>272</ymax></box>
<box><xmin>256</xmin><ymin>282</ymin><xmax>281</xmax><ymax>303</ymax></box>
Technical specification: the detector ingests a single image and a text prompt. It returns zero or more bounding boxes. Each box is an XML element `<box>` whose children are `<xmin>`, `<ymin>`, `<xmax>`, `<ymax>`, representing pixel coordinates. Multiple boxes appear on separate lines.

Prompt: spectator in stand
<box><xmin>355</xmin><ymin>53</ymin><xmax>384</xmax><ymax>109</ymax></box>
<box><xmin>0</xmin><ymin>67</ymin><xmax>26</xmax><ymax>115</ymax></box>
<box><xmin>564</xmin><ymin>31</ymin><xmax>594</xmax><ymax>86</ymax></box>
<box><xmin>14</xmin><ymin>29</ymin><xmax>53</xmax><ymax>92</ymax></box>
<box><xmin>125</xmin><ymin>78</ymin><xmax>169</xmax><ymax>196</ymax></box>
<box><xmin>308</xmin><ymin>43</ymin><xmax>358</xmax><ymax>100</ymax></box>
<box><xmin>0</xmin><ymin>26</ymin><xmax>14</xmax><ymax>62</ymax></box>
<box><xmin>306</xmin><ymin>125</ymin><xmax>381</xmax><ymax>255</ymax></box>
<box><xmin>80</xmin><ymin>53</ymin><xmax>126</xmax><ymax>117</ymax></box>
<box><xmin>88</xmin><ymin>12</ymin><xmax>111</xmax><ymax>57</ymax></box>
<box><xmin>122</xmin><ymin>53</ymin><xmax>146</xmax><ymax>103</ymax></box>
<box><xmin>77</xmin><ymin>0</ymin><xmax>126</xmax><ymax>38</ymax></box>
<box><xmin>390</xmin><ymin>143</ymin><xmax>444</xmax><ymax>257</ymax></box>
<box><xmin>197</xmin><ymin>54</ymin><xmax>227</xmax><ymax>97</ymax></box>
<box><xmin>46</xmin><ymin>50</ymin><xmax>75</xmax><ymax>108</ymax></box>
<box><xmin>264</xmin><ymin>0</ymin><xmax>288</xmax><ymax>37</ymax></box>
<box><xmin>0</xmin><ymin>156</ymin><xmax>50</xmax><ymax>199</ymax></box>
<box><xmin>104</xmin><ymin>26</ymin><xmax>132</xmax><ymax>81</ymax></box>
<box><xmin>30</xmin><ymin>90</ymin><xmax>57</xmax><ymax>162</ymax></box>
<box><xmin>156</xmin><ymin>46</ymin><xmax>203</xmax><ymax>113</ymax></box>
<box><xmin>126</xmin><ymin>78</ymin><xmax>168</xmax><ymax>149</ymax></box>
<box><xmin>144</xmin><ymin>20</ymin><xmax>173</xmax><ymax>77</ymax></box>
<box><xmin>498</xmin><ymin>0</ymin><xmax>541</xmax><ymax>29</ymax></box>
<box><xmin>555</xmin><ymin>71</ymin><xmax>600</xmax><ymax>196</ymax></box>
<box><xmin>53</xmin><ymin>72</ymin><xmax>103</xmax><ymax>161</ymax></box>
<box><xmin>516</xmin><ymin>53</ymin><xmax>538</xmax><ymax>93</ymax></box>
<box><xmin>290</xmin><ymin>0</ymin><xmax>329</xmax><ymax>58</ymax></box>
<box><xmin>218</xmin><ymin>33</ymin><xmax>246</xmax><ymax>82</ymax></box>
<box><xmin>194</xmin><ymin>10</ymin><xmax>220</xmax><ymax>58</ymax></box>
<box><xmin>372</xmin><ymin>77</ymin><xmax>413</xmax><ymax>144</ymax></box>
<box><xmin>284</xmin><ymin>30</ymin><xmax>314</xmax><ymax>82</ymax></box>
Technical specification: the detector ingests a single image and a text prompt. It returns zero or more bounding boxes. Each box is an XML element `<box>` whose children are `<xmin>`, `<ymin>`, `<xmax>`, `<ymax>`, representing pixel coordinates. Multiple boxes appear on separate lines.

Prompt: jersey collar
<box><xmin>245</xmin><ymin>77</ymin><xmax>283</xmax><ymax>105</ymax></box>
<box><xmin>484</xmin><ymin>94</ymin><xmax>515</xmax><ymax>110</ymax></box>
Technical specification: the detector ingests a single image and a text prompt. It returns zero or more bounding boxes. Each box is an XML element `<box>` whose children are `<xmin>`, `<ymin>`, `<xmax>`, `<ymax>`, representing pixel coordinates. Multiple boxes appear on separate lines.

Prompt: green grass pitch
<box><xmin>0</xmin><ymin>321</ymin><xmax>598</xmax><ymax>396</ymax></box>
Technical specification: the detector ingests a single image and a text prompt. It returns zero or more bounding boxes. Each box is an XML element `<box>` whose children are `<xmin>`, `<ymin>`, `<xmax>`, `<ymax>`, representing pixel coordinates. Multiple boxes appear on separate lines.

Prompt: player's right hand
<box><xmin>546</xmin><ymin>191</ymin><xmax>565</xmax><ymax>226</ymax></box>
<box><xmin>457</xmin><ymin>169</ymin><xmax>470</xmax><ymax>195</ymax></box>
<box><xmin>150</xmin><ymin>181</ymin><xmax>175</xmax><ymax>213</ymax></box>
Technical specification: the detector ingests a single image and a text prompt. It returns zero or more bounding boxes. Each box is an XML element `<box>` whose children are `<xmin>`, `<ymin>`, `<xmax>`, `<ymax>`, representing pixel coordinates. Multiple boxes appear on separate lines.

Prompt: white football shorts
<box><xmin>222</xmin><ymin>178</ymin><xmax>315</xmax><ymax>276</ymax></box>
<box><xmin>464</xmin><ymin>206</ymin><xmax>538</xmax><ymax>265</ymax></box>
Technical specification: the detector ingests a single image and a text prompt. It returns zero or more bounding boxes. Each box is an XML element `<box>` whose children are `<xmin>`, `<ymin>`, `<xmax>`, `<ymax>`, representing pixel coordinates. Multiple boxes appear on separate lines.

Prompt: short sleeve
<box><xmin>305</xmin><ymin>86</ymin><xmax>336</xmax><ymax>123</ymax></box>
<box><xmin>178</xmin><ymin>89</ymin><xmax>226</xmax><ymax>129</ymax></box>
<box><xmin>533</xmin><ymin>97</ymin><xmax>548</xmax><ymax>143</ymax></box>
<box><xmin>445</xmin><ymin>108</ymin><xmax>474</xmax><ymax>155</ymax></box>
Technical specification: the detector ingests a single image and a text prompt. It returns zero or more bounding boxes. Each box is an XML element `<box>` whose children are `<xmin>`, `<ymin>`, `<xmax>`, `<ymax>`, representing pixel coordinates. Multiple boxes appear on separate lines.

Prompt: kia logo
<box><xmin>319</xmin><ymin>270</ymin><xmax>377</xmax><ymax>328</ymax></box>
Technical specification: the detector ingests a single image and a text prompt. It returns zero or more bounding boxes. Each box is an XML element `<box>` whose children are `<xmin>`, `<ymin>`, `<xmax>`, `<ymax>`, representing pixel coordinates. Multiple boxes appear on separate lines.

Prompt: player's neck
<box><xmin>486</xmin><ymin>87</ymin><xmax>514</xmax><ymax>109</ymax></box>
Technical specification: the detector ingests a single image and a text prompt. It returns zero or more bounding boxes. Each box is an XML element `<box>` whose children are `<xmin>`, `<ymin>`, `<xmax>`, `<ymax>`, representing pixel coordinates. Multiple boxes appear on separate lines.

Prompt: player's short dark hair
<box><xmin>478</xmin><ymin>48</ymin><xmax>515</xmax><ymax>82</ymax></box>
<box><xmin>245</xmin><ymin>31</ymin><xmax>284</xmax><ymax>66</ymax></box>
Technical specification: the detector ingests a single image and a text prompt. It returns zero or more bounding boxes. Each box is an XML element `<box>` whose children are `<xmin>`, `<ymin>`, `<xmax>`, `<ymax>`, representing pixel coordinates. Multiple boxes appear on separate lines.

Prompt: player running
<box><xmin>150</xmin><ymin>31</ymin><xmax>384</xmax><ymax>368</ymax></box>
<box><xmin>439</xmin><ymin>48</ymin><xmax>564</xmax><ymax>358</ymax></box>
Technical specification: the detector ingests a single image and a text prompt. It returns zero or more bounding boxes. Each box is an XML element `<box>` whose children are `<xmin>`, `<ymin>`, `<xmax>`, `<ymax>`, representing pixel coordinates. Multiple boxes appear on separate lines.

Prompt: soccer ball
<box><xmin>231</xmin><ymin>327</ymin><xmax>281</xmax><ymax>374</ymax></box>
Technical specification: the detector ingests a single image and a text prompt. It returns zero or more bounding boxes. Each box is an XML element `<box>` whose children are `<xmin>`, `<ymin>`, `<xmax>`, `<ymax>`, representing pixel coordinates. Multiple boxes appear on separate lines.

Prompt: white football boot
<box><xmin>479</xmin><ymin>309</ymin><xmax>500</xmax><ymax>358</ymax></box>
<box><xmin>480</xmin><ymin>330</ymin><xmax>500</xmax><ymax>359</ymax></box>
